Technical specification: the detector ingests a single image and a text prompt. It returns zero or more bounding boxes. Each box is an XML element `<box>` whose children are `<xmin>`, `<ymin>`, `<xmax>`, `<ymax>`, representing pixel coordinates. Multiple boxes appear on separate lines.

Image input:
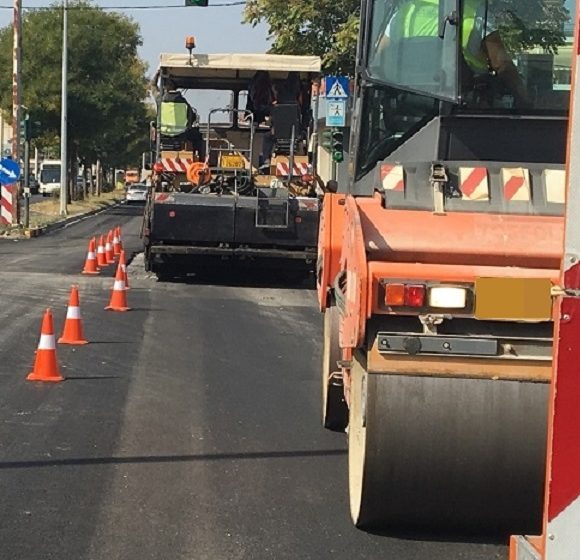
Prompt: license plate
<box><xmin>220</xmin><ymin>155</ymin><xmax>244</xmax><ymax>169</ymax></box>
<box><xmin>475</xmin><ymin>278</ymin><xmax>552</xmax><ymax>321</ymax></box>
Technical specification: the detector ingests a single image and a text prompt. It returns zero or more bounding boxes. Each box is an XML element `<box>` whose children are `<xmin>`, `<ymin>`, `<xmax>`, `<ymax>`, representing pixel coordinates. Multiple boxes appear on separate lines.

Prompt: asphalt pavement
<box><xmin>0</xmin><ymin>204</ymin><xmax>505</xmax><ymax>560</ymax></box>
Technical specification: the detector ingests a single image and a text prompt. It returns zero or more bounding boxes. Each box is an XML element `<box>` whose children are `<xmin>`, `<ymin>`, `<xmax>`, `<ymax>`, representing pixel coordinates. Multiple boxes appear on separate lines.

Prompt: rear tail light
<box><xmin>385</xmin><ymin>283</ymin><xmax>405</xmax><ymax>306</ymax></box>
<box><xmin>405</xmin><ymin>285</ymin><xmax>426</xmax><ymax>307</ymax></box>
<box><xmin>384</xmin><ymin>283</ymin><xmax>426</xmax><ymax>307</ymax></box>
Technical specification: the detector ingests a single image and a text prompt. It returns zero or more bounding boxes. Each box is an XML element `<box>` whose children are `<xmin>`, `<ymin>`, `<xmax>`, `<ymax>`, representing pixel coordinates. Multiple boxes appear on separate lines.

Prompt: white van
<box><xmin>39</xmin><ymin>160</ymin><xmax>61</xmax><ymax>196</ymax></box>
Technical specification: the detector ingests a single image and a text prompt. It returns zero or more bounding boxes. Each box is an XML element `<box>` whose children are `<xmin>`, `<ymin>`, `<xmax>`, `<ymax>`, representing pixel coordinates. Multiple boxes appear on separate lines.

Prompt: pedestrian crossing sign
<box><xmin>326</xmin><ymin>99</ymin><xmax>346</xmax><ymax>127</ymax></box>
<box><xmin>325</xmin><ymin>76</ymin><xmax>350</xmax><ymax>99</ymax></box>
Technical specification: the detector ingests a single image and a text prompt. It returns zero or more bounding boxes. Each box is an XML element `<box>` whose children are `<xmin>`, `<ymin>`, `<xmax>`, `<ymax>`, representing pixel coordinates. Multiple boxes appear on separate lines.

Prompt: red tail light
<box><xmin>405</xmin><ymin>285</ymin><xmax>426</xmax><ymax>307</ymax></box>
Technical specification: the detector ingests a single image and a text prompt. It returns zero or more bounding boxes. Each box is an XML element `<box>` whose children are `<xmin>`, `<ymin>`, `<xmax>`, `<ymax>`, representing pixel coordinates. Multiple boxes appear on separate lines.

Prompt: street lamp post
<box><xmin>59</xmin><ymin>0</ymin><xmax>68</xmax><ymax>216</ymax></box>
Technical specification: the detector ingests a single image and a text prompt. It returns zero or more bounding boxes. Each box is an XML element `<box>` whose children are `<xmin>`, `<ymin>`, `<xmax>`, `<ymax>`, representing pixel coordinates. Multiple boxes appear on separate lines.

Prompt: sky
<box><xmin>0</xmin><ymin>1</ymin><xmax>271</xmax><ymax>75</ymax></box>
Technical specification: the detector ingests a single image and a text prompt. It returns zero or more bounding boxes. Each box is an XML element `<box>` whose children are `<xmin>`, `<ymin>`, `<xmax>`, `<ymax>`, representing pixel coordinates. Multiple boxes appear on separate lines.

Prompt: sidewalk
<box><xmin>1</xmin><ymin>190</ymin><xmax>124</xmax><ymax>238</ymax></box>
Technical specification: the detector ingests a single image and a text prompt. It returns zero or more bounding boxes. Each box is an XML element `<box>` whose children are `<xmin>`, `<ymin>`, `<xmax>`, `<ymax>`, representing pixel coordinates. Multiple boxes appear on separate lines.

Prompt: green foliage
<box><xmin>0</xmin><ymin>0</ymin><xmax>150</xmax><ymax>168</ymax></box>
<box><xmin>243</xmin><ymin>0</ymin><xmax>360</xmax><ymax>73</ymax></box>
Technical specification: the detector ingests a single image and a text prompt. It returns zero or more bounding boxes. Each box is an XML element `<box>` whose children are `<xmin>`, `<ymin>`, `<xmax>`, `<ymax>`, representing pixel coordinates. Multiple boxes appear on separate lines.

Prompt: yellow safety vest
<box><xmin>392</xmin><ymin>0</ymin><xmax>490</xmax><ymax>73</ymax></box>
<box><xmin>160</xmin><ymin>101</ymin><xmax>188</xmax><ymax>137</ymax></box>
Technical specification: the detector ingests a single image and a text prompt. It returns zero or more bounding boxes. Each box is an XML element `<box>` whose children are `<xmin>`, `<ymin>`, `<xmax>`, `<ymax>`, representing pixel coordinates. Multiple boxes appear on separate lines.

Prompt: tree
<box><xmin>244</xmin><ymin>0</ymin><xmax>360</xmax><ymax>74</ymax></box>
<box><xmin>0</xmin><ymin>0</ymin><xmax>150</xmax><ymax>190</ymax></box>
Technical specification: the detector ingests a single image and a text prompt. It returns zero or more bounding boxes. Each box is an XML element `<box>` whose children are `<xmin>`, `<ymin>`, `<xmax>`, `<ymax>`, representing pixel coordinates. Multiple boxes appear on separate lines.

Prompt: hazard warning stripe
<box><xmin>459</xmin><ymin>167</ymin><xmax>489</xmax><ymax>201</ymax></box>
<box><xmin>380</xmin><ymin>164</ymin><xmax>404</xmax><ymax>192</ymax></box>
<box><xmin>0</xmin><ymin>184</ymin><xmax>14</xmax><ymax>225</ymax></box>
<box><xmin>275</xmin><ymin>162</ymin><xmax>309</xmax><ymax>177</ymax></box>
<box><xmin>161</xmin><ymin>158</ymin><xmax>195</xmax><ymax>173</ymax></box>
<box><xmin>502</xmin><ymin>167</ymin><xmax>530</xmax><ymax>201</ymax></box>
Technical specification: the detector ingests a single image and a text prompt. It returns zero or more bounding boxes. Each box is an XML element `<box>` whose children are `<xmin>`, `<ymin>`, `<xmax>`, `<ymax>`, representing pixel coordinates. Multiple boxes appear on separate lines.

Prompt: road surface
<box><xmin>0</xmin><ymin>204</ymin><xmax>505</xmax><ymax>559</ymax></box>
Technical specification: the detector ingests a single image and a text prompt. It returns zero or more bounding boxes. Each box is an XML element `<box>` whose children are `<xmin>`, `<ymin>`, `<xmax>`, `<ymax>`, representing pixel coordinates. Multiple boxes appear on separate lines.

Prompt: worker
<box><xmin>372</xmin><ymin>0</ymin><xmax>530</xmax><ymax>108</ymax></box>
<box><xmin>160</xmin><ymin>81</ymin><xmax>205</xmax><ymax>158</ymax></box>
<box><xmin>247</xmin><ymin>71</ymin><xmax>277</xmax><ymax>124</ymax></box>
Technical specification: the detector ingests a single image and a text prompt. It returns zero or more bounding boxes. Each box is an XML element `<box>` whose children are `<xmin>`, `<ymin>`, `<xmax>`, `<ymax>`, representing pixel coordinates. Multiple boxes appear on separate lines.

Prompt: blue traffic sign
<box><xmin>326</xmin><ymin>98</ymin><xmax>347</xmax><ymax>127</ymax></box>
<box><xmin>325</xmin><ymin>76</ymin><xmax>350</xmax><ymax>99</ymax></box>
<box><xmin>0</xmin><ymin>158</ymin><xmax>20</xmax><ymax>185</ymax></box>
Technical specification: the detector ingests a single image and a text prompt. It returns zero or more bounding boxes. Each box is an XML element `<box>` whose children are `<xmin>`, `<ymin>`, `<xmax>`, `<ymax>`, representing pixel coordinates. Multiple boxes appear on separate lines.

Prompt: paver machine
<box><xmin>143</xmin><ymin>52</ymin><xmax>322</xmax><ymax>278</ymax></box>
<box><xmin>318</xmin><ymin>0</ymin><xmax>575</xmax><ymax>534</ymax></box>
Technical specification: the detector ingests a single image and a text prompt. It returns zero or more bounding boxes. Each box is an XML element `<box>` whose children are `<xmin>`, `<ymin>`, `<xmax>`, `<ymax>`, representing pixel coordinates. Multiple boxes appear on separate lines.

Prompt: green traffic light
<box><xmin>332</xmin><ymin>151</ymin><xmax>344</xmax><ymax>163</ymax></box>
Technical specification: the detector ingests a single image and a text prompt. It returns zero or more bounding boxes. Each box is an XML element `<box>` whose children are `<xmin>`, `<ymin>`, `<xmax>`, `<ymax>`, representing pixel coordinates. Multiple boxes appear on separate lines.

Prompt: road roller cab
<box><xmin>318</xmin><ymin>0</ymin><xmax>576</xmax><ymax>534</ymax></box>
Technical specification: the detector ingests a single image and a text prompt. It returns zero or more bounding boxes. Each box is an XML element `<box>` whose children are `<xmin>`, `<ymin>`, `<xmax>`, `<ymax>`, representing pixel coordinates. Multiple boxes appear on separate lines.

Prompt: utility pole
<box><xmin>59</xmin><ymin>0</ymin><xmax>68</xmax><ymax>216</ymax></box>
<box><xmin>12</xmin><ymin>0</ymin><xmax>22</xmax><ymax>224</ymax></box>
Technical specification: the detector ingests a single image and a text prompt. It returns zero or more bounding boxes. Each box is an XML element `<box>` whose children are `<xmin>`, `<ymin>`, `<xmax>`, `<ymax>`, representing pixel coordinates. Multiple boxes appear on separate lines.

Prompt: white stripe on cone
<box><xmin>97</xmin><ymin>246</ymin><xmax>105</xmax><ymax>254</ymax></box>
<box><xmin>66</xmin><ymin>306</ymin><xmax>81</xmax><ymax>320</ymax></box>
<box><xmin>113</xmin><ymin>280</ymin><xmax>125</xmax><ymax>291</ymax></box>
<box><xmin>38</xmin><ymin>333</ymin><xmax>56</xmax><ymax>350</ymax></box>
<box><xmin>87</xmin><ymin>251</ymin><xmax>96</xmax><ymax>259</ymax></box>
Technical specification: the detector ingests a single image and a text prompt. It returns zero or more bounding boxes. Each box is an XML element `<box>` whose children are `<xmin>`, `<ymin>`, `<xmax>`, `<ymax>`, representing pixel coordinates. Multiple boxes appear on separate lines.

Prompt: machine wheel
<box><xmin>321</xmin><ymin>302</ymin><xmax>348</xmax><ymax>432</ymax></box>
<box><xmin>348</xmin><ymin>352</ymin><xmax>549</xmax><ymax>534</ymax></box>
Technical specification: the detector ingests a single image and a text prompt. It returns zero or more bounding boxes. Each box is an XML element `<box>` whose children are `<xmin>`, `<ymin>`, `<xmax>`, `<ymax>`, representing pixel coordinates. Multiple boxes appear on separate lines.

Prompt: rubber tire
<box><xmin>322</xmin><ymin>302</ymin><xmax>348</xmax><ymax>432</ymax></box>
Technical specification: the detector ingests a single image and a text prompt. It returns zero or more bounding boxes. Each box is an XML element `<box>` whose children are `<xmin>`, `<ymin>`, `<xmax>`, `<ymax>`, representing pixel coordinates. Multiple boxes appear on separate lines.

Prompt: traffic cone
<box><xmin>27</xmin><ymin>309</ymin><xmax>64</xmax><ymax>383</ymax></box>
<box><xmin>105</xmin><ymin>231</ymin><xmax>115</xmax><ymax>264</ymax></box>
<box><xmin>105</xmin><ymin>263</ymin><xmax>130</xmax><ymax>311</ymax></box>
<box><xmin>96</xmin><ymin>235</ymin><xmax>108</xmax><ymax>268</ymax></box>
<box><xmin>81</xmin><ymin>237</ymin><xmax>100</xmax><ymax>275</ymax></box>
<box><xmin>58</xmin><ymin>286</ymin><xmax>88</xmax><ymax>345</ymax></box>
<box><xmin>113</xmin><ymin>229</ymin><xmax>121</xmax><ymax>256</ymax></box>
<box><xmin>115</xmin><ymin>226</ymin><xmax>124</xmax><ymax>255</ymax></box>
<box><xmin>119</xmin><ymin>249</ymin><xmax>130</xmax><ymax>289</ymax></box>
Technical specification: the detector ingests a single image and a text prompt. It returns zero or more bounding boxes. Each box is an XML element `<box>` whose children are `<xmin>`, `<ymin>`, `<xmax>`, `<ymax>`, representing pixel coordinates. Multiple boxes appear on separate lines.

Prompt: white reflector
<box><xmin>429</xmin><ymin>287</ymin><xmax>467</xmax><ymax>309</ymax></box>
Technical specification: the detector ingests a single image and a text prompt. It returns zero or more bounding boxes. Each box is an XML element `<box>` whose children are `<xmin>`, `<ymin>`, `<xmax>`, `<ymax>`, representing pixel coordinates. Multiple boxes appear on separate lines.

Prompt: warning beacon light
<box><xmin>185</xmin><ymin>36</ymin><xmax>196</xmax><ymax>55</ymax></box>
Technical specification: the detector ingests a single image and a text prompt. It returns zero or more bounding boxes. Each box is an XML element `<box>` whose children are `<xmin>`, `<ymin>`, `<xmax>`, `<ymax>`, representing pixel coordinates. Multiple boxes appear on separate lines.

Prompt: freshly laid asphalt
<box><xmin>0</xmin><ymin>204</ymin><xmax>505</xmax><ymax>559</ymax></box>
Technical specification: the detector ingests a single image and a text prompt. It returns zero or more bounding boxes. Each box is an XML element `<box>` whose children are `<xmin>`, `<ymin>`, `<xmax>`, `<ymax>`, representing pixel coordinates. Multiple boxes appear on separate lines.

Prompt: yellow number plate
<box><xmin>220</xmin><ymin>155</ymin><xmax>244</xmax><ymax>169</ymax></box>
<box><xmin>475</xmin><ymin>278</ymin><xmax>553</xmax><ymax>321</ymax></box>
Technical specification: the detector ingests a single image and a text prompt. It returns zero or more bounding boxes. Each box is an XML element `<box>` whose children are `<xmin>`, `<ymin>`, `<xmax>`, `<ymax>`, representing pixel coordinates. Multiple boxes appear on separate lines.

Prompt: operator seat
<box><xmin>271</xmin><ymin>103</ymin><xmax>302</xmax><ymax>154</ymax></box>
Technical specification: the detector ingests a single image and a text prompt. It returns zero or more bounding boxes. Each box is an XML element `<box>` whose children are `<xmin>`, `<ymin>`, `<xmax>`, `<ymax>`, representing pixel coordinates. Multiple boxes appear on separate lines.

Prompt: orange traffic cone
<box><xmin>105</xmin><ymin>263</ymin><xmax>130</xmax><ymax>311</ymax></box>
<box><xmin>81</xmin><ymin>237</ymin><xmax>100</xmax><ymax>275</ymax></box>
<box><xmin>115</xmin><ymin>226</ymin><xmax>124</xmax><ymax>255</ymax></box>
<box><xmin>27</xmin><ymin>309</ymin><xmax>64</xmax><ymax>382</ymax></box>
<box><xmin>119</xmin><ymin>249</ymin><xmax>130</xmax><ymax>289</ymax></box>
<box><xmin>113</xmin><ymin>229</ymin><xmax>121</xmax><ymax>256</ymax></box>
<box><xmin>105</xmin><ymin>231</ymin><xmax>115</xmax><ymax>264</ymax></box>
<box><xmin>96</xmin><ymin>235</ymin><xmax>108</xmax><ymax>268</ymax></box>
<box><xmin>58</xmin><ymin>286</ymin><xmax>88</xmax><ymax>345</ymax></box>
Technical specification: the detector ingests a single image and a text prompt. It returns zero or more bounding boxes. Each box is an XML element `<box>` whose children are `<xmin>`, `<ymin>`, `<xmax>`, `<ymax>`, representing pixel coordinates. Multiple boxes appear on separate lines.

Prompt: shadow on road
<box><xmin>156</xmin><ymin>267</ymin><xmax>316</xmax><ymax>291</ymax></box>
<box><xmin>0</xmin><ymin>448</ymin><xmax>346</xmax><ymax>470</ymax></box>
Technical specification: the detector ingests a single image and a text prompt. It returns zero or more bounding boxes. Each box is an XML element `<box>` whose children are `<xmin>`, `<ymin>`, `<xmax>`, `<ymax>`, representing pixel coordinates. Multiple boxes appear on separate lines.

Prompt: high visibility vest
<box><xmin>160</xmin><ymin>100</ymin><xmax>188</xmax><ymax>137</ymax></box>
<box><xmin>390</xmin><ymin>0</ymin><xmax>489</xmax><ymax>73</ymax></box>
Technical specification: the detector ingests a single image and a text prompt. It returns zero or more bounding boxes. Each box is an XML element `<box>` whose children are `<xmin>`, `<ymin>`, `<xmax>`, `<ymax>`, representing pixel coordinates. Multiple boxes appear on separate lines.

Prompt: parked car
<box><xmin>125</xmin><ymin>183</ymin><xmax>147</xmax><ymax>204</ymax></box>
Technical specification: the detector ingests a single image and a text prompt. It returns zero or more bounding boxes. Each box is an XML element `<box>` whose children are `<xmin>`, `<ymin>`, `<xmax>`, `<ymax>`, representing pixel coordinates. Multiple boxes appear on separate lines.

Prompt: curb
<box><xmin>23</xmin><ymin>199</ymin><xmax>125</xmax><ymax>238</ymax></box>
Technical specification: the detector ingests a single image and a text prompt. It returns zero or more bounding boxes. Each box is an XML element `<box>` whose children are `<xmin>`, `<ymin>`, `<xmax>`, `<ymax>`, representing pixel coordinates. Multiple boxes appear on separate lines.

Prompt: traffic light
<box><xmin>19</xmin><ymin>114</ymin><xmax>41</xmax><ymax>143</ymax></box>
<box><xmin>331</xmin><ymin>129</ymin><xmax>344</xmax><ymax>163</ymax></box>
<box><xmin>321</xmin><ymin>129</ymin><xmax>332</xmax><ymax>150</ymax></box>
<box><xmin>185</xmin><ymin>0</ymin><xmax>208</xmax><ymax>6</ymax></box>
<box><xmin>19</xmin><ymin>114</ymin><xmax>29</xmax><ymax>144</ymax></box>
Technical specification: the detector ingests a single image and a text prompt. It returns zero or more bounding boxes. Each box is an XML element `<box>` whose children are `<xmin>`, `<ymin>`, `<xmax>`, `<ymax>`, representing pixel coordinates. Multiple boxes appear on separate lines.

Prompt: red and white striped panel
<box><xmin>0</xmin><ymin>184</ymin><xmax>15</xmax><ymax>225</ymax></box>
<box><xmin>160</xmin><ymin>158</ymin><xmax>195</xmax><ymax>173</ymax></box>
<box><xmin>459</xmin><ymin>166</ymin><xmax>489</xmax><ymax>201</ymax></box>
<box><xmin>275</xmin><ymin>161</ymin><xmax>309</xmax><ymax>177</ymax></box>
<box><xmin>380</xmin><ymin>164</ymin><xmax>404</xmax><ymax>192</ymax></box>
<box><xmin>502</xmin><ymin>167</ymin><xmax>530</xmax><ymax>201</ymax></box>
<box><xmin>544</xmin><ymin>169</ymin><xmax>566</xmax><ymax>204</ymax></box>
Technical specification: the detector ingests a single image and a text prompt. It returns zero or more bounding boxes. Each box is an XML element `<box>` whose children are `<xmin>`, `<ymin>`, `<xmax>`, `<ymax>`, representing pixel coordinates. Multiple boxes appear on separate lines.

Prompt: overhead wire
<box><xmin>0</xmin><ymin>2</ymin><xmax>247</xmax><ymax>9</ymax></box>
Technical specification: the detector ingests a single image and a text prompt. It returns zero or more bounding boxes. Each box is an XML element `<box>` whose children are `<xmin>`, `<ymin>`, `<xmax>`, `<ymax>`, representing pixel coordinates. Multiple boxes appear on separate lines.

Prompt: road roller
<box><xmin>317</xmin><ymin>0</ymin><xmax>575</xmax><ymax>534</ymax></box>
